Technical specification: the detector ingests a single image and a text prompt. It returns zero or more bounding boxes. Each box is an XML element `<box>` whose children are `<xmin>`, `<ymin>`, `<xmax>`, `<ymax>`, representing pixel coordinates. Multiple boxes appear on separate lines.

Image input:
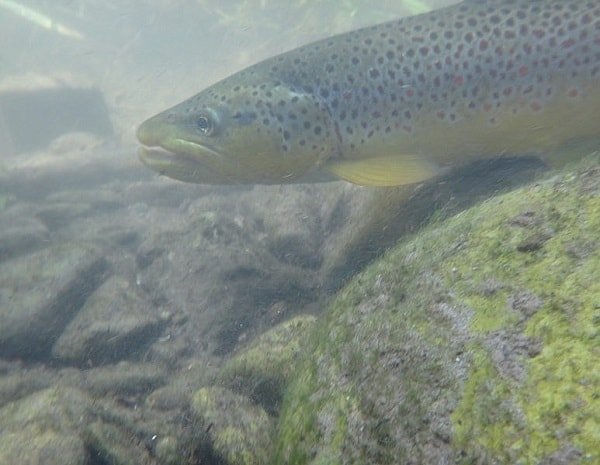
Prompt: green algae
<box><xmin>274</xmin><ymin>156</ymin><xmax>599</xmax><ymax>464</ymax></box>
<box><xmin>83</xmin><ymin>421</ymin><xmax>139</xmax><ymax>465</ymax></box>
<box><xmin>218</xmin><ymin>315</ymin><xmax>317</xmax><ymax>413</ymax></box>
<box><xmin>446</xmin><ymin>161</ymin><xmax>600</xmax><ymax>462</ymax></box>
<box><xmin>191</xmin><ymin>386</ymin><xmax>274</xmax><ymax>465</ymax></box>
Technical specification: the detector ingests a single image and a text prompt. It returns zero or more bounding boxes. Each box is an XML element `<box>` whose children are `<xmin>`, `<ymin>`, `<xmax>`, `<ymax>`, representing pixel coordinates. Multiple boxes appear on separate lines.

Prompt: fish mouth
<box><xmin>137</xmin><ymin>139</ymin><xmax>229</xmax><ymax>183</ymax></box>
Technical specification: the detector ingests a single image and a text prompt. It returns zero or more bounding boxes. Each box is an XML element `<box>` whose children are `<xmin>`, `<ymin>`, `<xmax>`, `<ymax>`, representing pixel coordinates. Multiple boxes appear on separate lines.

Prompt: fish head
<box><xmin>137</xmin><ymin>80</ymin><xmax>338</xmax><ymax>184</ymax></box>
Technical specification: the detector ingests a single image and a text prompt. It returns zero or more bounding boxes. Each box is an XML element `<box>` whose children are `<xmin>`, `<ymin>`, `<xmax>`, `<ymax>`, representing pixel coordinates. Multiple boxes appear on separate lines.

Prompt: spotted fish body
<box><xmin>137</xmin><ymin>0</ymin><xmax>600</xmax><ymax>186</ymax></box>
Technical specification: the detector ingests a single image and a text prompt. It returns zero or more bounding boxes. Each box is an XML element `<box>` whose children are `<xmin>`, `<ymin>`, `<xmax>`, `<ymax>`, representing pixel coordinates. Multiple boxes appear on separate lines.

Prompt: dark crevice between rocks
<box><xmin>2</xmin><ymin>257</ymin><xmax>109</xmax><ymax>361</ymax></box>
<box><xmin>323</xmin><ymin>155</ymin><xmax>548</xmax><ymax>292</ymax></box>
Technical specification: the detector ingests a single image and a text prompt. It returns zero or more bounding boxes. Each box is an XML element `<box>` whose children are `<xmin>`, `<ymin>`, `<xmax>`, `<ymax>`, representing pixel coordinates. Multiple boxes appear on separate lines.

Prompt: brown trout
<box><xmin>137</xmin><ymin>0</ymin><xmax>600</xmax><ymax>186</ymax></box>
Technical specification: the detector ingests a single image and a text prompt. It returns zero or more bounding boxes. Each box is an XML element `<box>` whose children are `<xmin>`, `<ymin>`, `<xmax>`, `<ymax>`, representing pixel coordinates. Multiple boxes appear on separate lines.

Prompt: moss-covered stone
<box><xmin>191</xmin><ymin>386</ymin><xmax>273</xmax><ymax>465</ymax></box>
<box><xmin>218</xmin><ymin>315</ymin><xmax>317</xmax><ymax>412</ymax></box>
<box><xmin>274</xmin><ymin>157</ymin><xmax>599</xmax><ymax>464</ymax></box>
<box><xmin>155</xmin><ymin>436</ymin><xmax>186</xmax><ymax>465</ymax></box>
<box><xmin>82</xmin><ymin>421</ymin><xmax>141</xmax><ymax>465</ymax></box>
<box><xmin>0</xmin><ymin>387</ymin><xmax>91</xmax><ymax>465</ymax></box>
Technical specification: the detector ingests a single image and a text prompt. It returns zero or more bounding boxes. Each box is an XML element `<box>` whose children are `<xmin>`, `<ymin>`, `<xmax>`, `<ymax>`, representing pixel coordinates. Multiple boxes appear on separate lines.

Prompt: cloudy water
<box><xmin>0</xmin><ymin>1</ymin><xmax>598</xmax><ymax>464</ymax></box>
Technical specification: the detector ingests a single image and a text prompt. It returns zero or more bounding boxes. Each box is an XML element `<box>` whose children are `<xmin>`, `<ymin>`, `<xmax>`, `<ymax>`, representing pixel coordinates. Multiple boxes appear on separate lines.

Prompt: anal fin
<box><xmin>325</xmin><ymin>154</ymin><xmax>440</xmax><ymax>187</ymax></box>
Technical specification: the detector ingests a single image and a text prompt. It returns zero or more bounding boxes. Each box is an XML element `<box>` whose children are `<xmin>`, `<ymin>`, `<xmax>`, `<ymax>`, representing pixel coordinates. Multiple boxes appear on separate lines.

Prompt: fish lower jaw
<box><xmin>137</xmin><ymin>145</ymin><xmax>177</xmax><ymax>167</ymax></box>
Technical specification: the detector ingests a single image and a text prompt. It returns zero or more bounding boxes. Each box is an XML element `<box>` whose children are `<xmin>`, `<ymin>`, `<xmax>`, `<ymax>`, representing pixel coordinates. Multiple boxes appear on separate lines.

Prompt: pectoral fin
<box><xmin>325</xmin><ymin>154</ymin><xmax>440</xmax><ymax>187</ymax></box>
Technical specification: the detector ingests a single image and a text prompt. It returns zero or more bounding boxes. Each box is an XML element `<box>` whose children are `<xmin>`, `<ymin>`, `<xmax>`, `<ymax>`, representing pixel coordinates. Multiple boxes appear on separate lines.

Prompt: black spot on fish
<box><xmin>232</xmin><ymin>111</ymin><xmax>257</xmax><ymax>125</ymax></box>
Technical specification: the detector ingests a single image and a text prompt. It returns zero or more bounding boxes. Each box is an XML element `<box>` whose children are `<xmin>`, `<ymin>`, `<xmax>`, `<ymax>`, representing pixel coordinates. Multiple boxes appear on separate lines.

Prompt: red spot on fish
<box><xmin>479</xmin><ymin>40</ymin><xmax>489</xmax><ymax>51</ymax></box>
<box><xmin>453</xmin><ymin>75</ymin><xmax>464</xmax><ymax>87</ymax></box>
<box><xmin>503</xmin><ymin>87</ymin><xmax>513</xmax><ymax>96</ymax></box>
<box><xmin>406</xmin><ymin>88</ymin><xmax>415</xmax><ymax>97</ymax></box>
<box><xmin>436</xmin><ymin>110</ymin><xmax>445</xmax><ymax>119</ymax></box>
<box><xmin>530</xmin><ymin>101</ymin><xmax>542</xmax><ymax>112</ymax></box>
<box><xmin>568</xmin><ymin>88</ymin><xmax>579</xmax><ymax>98</ymax></box>
<box><xmin>343</xmin><ymin>91</ymin><xmax>352</xmax><ymax>100</ymax></box>
<box><xmin>483</xmin><ymin>103</ymin><xmax>493</xmax><ymax>112</ymax></box>
<box><xmin>533</xmin><ymin>29</ymin><xmax>545</xmax><ymax>39</ymax></box>
<box><xmin>519</xmin><ymin>65</ymin><xmax>529</xmax><ymax>77</ymax></box>
<box><xmin>561</xmin><ymin>38</ymin><xmax>576</xmax><ymax>48</ymax></box>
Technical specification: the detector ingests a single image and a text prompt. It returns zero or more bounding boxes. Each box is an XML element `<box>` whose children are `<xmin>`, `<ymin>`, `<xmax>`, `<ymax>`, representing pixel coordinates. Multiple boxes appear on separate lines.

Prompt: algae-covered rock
<box><xmin>0</xmin><ymin>387</ymin><xmax>92</xmax><ymax>465</ymax></box>
<box><xmin>275</xmin><ymin>158</ymin><xmax>599</xmax><ymax>464</ymax></box>
<box><xmin>52</xmin><ymin>275</ymin><xmax>166</xmax><ymax>365</ymax></box>
<box><xmin>191</xmin><ymin>386</ymin><xmax>273</xmax><ymax>465</ymax></box>
<box><xmin>83</xmin><ymin>421</ymin><xmax>145</xmax><ymax>465</ymax></box>
<box><xmin>0</xmin><ymin>243</ymin><xmax>107</xmax><ymax>359</ymax></box>
<box><xmin>82</xmin><ymin>361</ymin><xmax>167</xmax><ymax>396</ymax></box>
<box><xmin>154</xmin><ymin>435</ymin><xmax>186</xmax><ymax>465</ymax></box>
<box><xmin>218</xmin><ymin>314</ymin><xmax>317</xmax><ymax>412</ymax></box>
<box><xmin>0</xmin><ymin>382</ymin><xmax>184</xmax><ymax>465</ymax></box>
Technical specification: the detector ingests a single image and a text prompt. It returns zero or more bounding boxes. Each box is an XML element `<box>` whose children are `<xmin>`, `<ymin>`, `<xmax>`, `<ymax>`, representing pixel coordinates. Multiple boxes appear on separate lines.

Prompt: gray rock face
<box><xmin>136</xmin><ymin>184</ymin><xmax>346</xmax><ymax>357</ymax></box>
<box><xmin>0</xmin><ymin>243</ymin><xmax>107</xmax><ymax>360</ymax></box>
<box><xmin>0</xmin><ymin>207</ymin><xmax>49</xmax><ymax>262</ymax></box>
<box><xmin>52</xmin><ymin>275</ymin><xmax>167</xmax><ymax>365</ymax></box>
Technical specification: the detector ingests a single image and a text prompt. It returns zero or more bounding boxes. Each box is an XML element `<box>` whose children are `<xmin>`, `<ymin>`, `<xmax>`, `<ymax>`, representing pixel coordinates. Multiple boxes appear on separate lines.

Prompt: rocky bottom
<box><xmin>0</xmin><ymin>134</ymin><xmax>597</xmax><ymax>465</ymax></box>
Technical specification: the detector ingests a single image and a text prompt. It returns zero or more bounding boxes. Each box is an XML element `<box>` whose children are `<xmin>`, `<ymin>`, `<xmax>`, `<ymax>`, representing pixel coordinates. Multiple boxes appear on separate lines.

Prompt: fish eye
<box><xmin>196</xmin><ymin>115</ymin><xmax>213</xmax><ymax>136</ymax></box>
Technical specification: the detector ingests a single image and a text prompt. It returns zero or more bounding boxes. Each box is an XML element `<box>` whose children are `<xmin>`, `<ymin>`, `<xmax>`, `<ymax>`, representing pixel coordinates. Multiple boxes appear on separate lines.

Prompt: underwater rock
<box><xmin>0</xmin><ymin>243</ymin><xmax>107</xmax><ymax>360</ymax></box>
<box><xmin>135</xmin><ymin>188</ymin><xmax>331</xmax><ymax>358</ymax></box>
<box><xmin>0</xmin><ymin>139</ymin><xmax>147</xmax><ymax>201</ymax></box>
<box><xmin>0</xmin><ymin>364</ymin><xmax>56</xmax><ymax>408</ymax></box>
<box><xmin>144</xmin><ymin>355</ymin><xmax>219</xmax><ymax>412</ymax></box>
<box><xmin>145</xmin><ymin>384</ymin><xmax>191</xmax><ymax>412</ymax></box>
<box><xmin>34</xmin><ymin>200</ymin><xmax>96</xmax><ymax>231</ymax></box>
<box><xmin>154</xmin><ymin>435</ymin><xmax>186</xmax><ymax>465</ymax></box>
<box><xmin>252</xmin><ymin>184</ymin><xmax>348</xmax><ymax>269</ymax></box>
<box><xmin>218</xmin><ymin>314</ymin><xmax>317</xmax><ymax>414</ymax></box>
<box><xmin>274</xmin><ymin>157</ymin><xmax>599</xmax><ymax>464</ymax></box>
<box><xmin>82</xmin><ymin>361</ymin><xmax>167</xmax><ymax>397</ymax></box>
<box><xmin>52</xmin><ymin>275</ymin><xmax>167</xmax><ymax>365</ymax></box>
<box><xmin>83</xmin><ymin>421</ymin><xmax>145</xmax><ymax>465</ymax></box>
<box><xmin>0</xmin><ymin>383</ymin><xmax>168</xmax><ymax>465</ymax></box>
<box><xmin>321</xmin><ymin>156</ymin><xmax>547</xmax><ymax>292</ymax></box>
<box><xmin>0</xmin><ymin>207</ymin><xmax>49</xmax><ymax>262</ymax></box>
<box><xmin>191</xmin><ymin>386</ymin><xmax>273</xmax><ymax>465</ymax></box>
<box><xmin>0</xmin><ymin>387</ymin><xmax>92</xmax><ymax>465</ymax></box>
